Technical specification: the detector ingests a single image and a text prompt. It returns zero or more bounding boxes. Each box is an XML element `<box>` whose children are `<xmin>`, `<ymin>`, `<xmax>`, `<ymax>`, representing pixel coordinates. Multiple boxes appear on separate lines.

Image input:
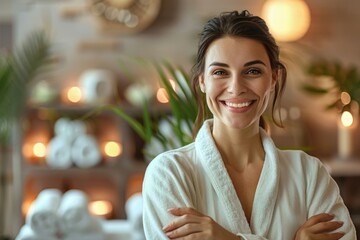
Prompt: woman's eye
<box><xmin>246</xmin><ymin>68</ymin><xmax>262</xmax><ymax>75</ymax></box>
<box><xmin>213</xmin><ymin>70</ymin><xmax>226</xmax><ymax>76</ymax></box>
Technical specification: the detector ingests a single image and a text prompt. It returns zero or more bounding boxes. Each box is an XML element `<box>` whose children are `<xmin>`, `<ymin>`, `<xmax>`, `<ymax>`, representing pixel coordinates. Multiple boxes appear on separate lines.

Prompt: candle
<box><xmin>338</xmin><ymin>111</ymin><xmax>353</xmax><ymax>159</ymax></box>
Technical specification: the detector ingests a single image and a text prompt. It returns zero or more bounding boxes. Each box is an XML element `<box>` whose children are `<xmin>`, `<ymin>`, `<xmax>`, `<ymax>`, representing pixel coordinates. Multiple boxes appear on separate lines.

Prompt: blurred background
<box><xmin>0</xmin><ymin>0</ymin><xmax>360</xmax><ymax>239</ymax></box>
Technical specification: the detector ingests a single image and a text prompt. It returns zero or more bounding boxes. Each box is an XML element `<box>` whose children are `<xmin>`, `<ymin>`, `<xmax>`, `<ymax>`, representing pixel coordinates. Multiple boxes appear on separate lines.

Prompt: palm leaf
<box><xmin>0</xmin><ymin>31</ymin><xmax>52</xmax><ymax>143</ymax></box>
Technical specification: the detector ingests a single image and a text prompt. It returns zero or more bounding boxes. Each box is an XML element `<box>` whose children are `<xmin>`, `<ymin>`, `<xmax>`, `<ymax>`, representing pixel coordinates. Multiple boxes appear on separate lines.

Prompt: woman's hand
<box><xmin>294</xmin><ymin>213</ymin><xmax>345</xmax><ymax>240</ymax></box>
<box><xmin>162</xmin><ymin>207</ymin><xmax>239</xmax><ymax>240</ymax></box>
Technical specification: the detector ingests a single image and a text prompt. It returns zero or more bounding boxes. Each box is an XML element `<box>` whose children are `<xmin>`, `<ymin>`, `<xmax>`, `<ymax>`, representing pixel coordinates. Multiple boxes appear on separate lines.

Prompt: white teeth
<box><xmin>225</xmin><ymin>101</ymin><xmax>252</xmax><ymax>108</ymax></box>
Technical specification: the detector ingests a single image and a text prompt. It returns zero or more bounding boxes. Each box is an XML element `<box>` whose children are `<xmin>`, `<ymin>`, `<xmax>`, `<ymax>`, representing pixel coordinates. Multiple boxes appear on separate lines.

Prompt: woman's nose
<box><xmin>227</xmin><ymin>76</ymin><xmax>247</xmax><ymax>95</ymax></box>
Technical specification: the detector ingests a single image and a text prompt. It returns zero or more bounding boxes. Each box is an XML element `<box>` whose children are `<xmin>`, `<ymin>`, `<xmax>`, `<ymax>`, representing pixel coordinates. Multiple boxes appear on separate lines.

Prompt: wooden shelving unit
<box><xmin>14</xmin><ymin>103</ymin><xmax>149</xmax><ymax>234</ymax></box>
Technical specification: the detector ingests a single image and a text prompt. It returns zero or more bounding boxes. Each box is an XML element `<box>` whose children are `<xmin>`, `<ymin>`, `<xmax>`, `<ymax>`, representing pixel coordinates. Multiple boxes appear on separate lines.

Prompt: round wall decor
<box><xmin>90</xmin><ymin>0</ymin><xmax>162</xmax><ymax>34</ymax></box>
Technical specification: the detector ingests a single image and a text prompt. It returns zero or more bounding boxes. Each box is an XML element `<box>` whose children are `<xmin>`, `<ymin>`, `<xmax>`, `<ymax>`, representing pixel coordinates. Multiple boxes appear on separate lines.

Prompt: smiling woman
<box><xmin>142</xmin><ymin>10</ymin><xmax>356</xmax><ymax>240</ymax></box>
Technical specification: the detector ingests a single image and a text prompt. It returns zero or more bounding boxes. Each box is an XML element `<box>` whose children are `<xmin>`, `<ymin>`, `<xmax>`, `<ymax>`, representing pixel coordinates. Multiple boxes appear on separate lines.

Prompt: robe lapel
<box><xmin>195</xmin><ymin>120</ymin><xmax>252</xmax><ymax>234</ymax></box>
<box><xmin>250</xmin><ymin>128</ymin><xmax>279</xmax><ymax>236</ymax></box>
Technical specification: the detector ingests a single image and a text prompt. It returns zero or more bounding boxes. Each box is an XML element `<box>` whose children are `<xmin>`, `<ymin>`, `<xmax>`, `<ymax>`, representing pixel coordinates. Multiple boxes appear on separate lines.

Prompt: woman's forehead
<box><xmin>204</xmin><ymin>36</ymin><xmax>270</xmax><ymax>67</ymax></box>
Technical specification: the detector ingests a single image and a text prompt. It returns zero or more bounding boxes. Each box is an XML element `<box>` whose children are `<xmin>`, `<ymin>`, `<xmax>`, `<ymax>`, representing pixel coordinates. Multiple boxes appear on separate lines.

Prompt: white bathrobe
<box><xmin>142</xmin><ymin>120</ymin><xmax>356</xmax><ymax>239</ymax></box>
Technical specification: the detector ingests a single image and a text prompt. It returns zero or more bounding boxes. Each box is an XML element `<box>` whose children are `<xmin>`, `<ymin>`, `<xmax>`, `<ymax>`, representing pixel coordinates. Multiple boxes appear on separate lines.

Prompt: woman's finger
<box><xmin>165</xmin><ymin>222</ymin><xmax>202</xmax><ymax>239</ymax></box>
<box><xmin>310</xmin><ymin>220</ymin><xmax>344</xmax><ymax>234</ymax></box>
<box><xmin>315</xmin><ymin>232</ymin><xmax>345</xmax><ymax>240</ymax></box>
<box><xmin>167</xmin><ymin>207</ymin><xmax>203</xmax><ymax>217</ymax></box>
<box><xmin>163</xmin><ymin>212</ymin><xmax>202</xmax><ymax>232</ymax></box>
<box><xmin>302</xmin><ymin>213</ymin><xmax>335</xmax><ymax>228</ymax></box>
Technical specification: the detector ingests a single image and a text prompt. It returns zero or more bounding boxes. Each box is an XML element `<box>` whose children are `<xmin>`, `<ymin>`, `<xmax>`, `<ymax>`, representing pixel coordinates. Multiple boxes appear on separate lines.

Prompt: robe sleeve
<box><xmin>142</xmin><ymin>153</ymin><xmax>197</xmax><ymax>239</ymax></box>
<box><xmin>306</xmin><ymin>157</ymin><xmax>357</xmax><ymax>239</ymax></box>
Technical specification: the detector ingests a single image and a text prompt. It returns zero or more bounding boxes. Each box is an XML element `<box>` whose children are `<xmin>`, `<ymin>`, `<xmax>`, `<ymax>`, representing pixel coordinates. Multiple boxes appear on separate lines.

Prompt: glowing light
<box><xmin>104</xmin><ymin>141</ymin><xmax>122</xmax><ymax>157</ymax></box>
<box><xmin>341</xmin><ymin>111</ymin><xmax>353</xmax><ymax>127</ymax></box>
<box><xmin>67</xmin><ymin>86</ymin><xmax>82</xmax><ymax>103</ymax></box>
<box><xmin>33</xmin><ymin>142</ymin><xmax>47</xmax><ymax>158</ymax></box>
<box><xmin>340</xmin><ymin>92</ymin><xmax>351</xmax><ymax>105</ymax></box>
<box><xmin>156</xmin><ymin>88</ymin><xmax>169</xmax><ymax>103</ymax></box>
<box><xmin>262</xmin><ymin>0</ymin><xmax>311</xmax><ymax>42</ymax></box>
<box><xmin>22</xmin><ymin>199</ymin><xmax>34</xmax><ymax>217</ymax></box>
<box><xmin>89</xmin><ymin>200</ymin><xmax>113</xmax><ymax>218</ymax></box>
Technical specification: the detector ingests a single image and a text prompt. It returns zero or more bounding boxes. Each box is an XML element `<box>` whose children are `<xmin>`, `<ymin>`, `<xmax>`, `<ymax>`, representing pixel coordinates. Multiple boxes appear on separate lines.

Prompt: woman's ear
<box><xmin>199</xmin><ymin>74</ymin><xmax>205</xmax><ymax>93</ymax></box>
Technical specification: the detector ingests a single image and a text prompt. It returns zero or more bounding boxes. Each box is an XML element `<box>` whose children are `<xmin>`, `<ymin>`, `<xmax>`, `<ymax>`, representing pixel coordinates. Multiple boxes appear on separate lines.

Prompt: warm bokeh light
<box><xmin>89</xmin><ymin>200</ymin><xmax>113</xmax><ymax>218</ymax></box>
<box><xmin>22</xmin><ymin>198</ymin><xmax>34</xmax><ymax>217</ymax></box>
<box><xmin>33</xmin><ymin>142</ymin><xmax>47</xmax><ymax>158</ymax></box>
<box><xmin>262</xmin><ymin>0</ymin><xmax>311</xmax><ymax>42</ymax></box>
<box><xmin>156</xmin><ymin>88</ymin><xmax>169</xmax><ymax>103</ymax></box>
<box><xmin>340</xmin><ymin>91</ymin><xmax>351</xmax><ymax>105</ymax></box>
<box><xmin>22</xmin><ymin>143</ymin><xmax>33</xmax><ymax>160</ymax></box>
<box><xmin>104</xmin><ymin>141</ymin><xmax>122</xmax><ymax>157</ymax></box>
<box><xmin>341</xmin><ymin>111</ymin><xmax>353</xmax><ymax>127</ymax></box>
<box><xmin>67</xmin><ymin>86</ymin><xmax>82</xmax><ymax>103</ymax></box>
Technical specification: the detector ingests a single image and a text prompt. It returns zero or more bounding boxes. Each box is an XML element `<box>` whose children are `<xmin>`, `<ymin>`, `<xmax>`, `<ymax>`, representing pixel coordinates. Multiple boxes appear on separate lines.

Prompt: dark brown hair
<box><xmin>191</xmin><ymin>10</ymin><xmax>287</xmax><ymax>137</ymax></box>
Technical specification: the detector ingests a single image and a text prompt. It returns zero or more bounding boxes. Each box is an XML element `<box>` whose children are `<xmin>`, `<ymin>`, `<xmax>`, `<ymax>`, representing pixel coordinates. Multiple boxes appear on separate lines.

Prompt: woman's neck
<box><xmin>212</xmin><ymin>122</ymin><xmax>265</xmax><ymax>172</ymax></box>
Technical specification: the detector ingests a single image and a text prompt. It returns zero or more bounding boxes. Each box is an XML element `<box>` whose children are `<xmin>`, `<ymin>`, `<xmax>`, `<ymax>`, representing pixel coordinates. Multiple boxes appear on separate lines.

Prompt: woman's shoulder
<box><xmin>145</xmin><ymin>143</ymin><xmax>197</xmax><ymax>177</ymax></box>
<box><xmin>277</xmin><ymin>149</ymin><xmax>324</xmax><ymax>172</ymax></box>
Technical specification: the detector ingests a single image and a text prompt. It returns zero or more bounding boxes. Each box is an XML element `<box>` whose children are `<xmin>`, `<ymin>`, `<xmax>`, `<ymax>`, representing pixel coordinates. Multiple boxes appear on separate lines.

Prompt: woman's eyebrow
<box><xmin>208</xmin><ymin>62</ymin><xmax>229</xmax><ymax>68</ymax></box>
<box><xmin>208</xmin><ymin>60</ymin><xmax>266</xmax><ymax>68</ymax></box>
<box><xmin>244</xmin><ymin>60</ymin><xmax>266</xmax><ymax>67</ymax></box>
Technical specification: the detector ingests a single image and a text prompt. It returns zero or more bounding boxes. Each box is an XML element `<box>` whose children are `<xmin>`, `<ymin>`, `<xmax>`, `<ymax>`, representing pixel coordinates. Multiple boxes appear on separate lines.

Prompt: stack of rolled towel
<box><xmin>16</xmin><ymin>189</ymin><xmax>103</xmax><ymax>240</ymax></box>
<box><xmin>46</xmin><ymin>118</ymin><xmax>101</xmax><ymax>169</ymax></box>
<box><xmin>16</xmin><ymin>189</ymin><xmax>145</xmax><ymax>240</ymax></box>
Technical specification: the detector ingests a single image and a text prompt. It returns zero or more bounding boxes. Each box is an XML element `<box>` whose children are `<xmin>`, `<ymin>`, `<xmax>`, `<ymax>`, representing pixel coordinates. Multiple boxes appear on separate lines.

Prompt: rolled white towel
<box><xmin>55</xmin><ymin>118</ymin><xmax>87</xmax><ymax>140</ymax></box>
<box><xmin>46</xmin><ymin>135</ymin><xmax>73</xmax><ymax>169</ymax></box>
<box><xmin>26</xmin><ymin>189</ymin><xmax>62</xmax><ymax>237</ymax></box>
<box><xmin>58</xmin><ymin>189</ymin><xmax>92</xmax><ymax>233</ymax></box>
<box><xmin>102</xmin><ymin>220</ymin><xmax>133</xmax><ymax>240</ymax></box>
<box><xmin>125</xmin><ymin>193</ymin><xmax>144</xmax><ymax>233</ymax></box>
<box><xmin>79</xmin><ymin>69</ymin><xmax>115</xmax><ymax>104</ymax></box>
<box><xmin>63</xmin><ymin>217</ymin><xmax>104</xmax><ymax>240</ymax></box>
<box><xmin>16</xmin><ymin>225</ymin><xmax>60</xmax><ymax>240</ymax></box>
<box><xmin>71</xmin><ymin>120</ymin><xmax>87</xmax><ymax>136</ymax></box>
<box><xmin>54</xmin><ymin>118</ymin><xmax>74</xmax><ymax>140</ymax></box>
<box><xmin>71</xmin><ymin>134</ymin><xmax>101</xmax><ymax>168</ymax></box>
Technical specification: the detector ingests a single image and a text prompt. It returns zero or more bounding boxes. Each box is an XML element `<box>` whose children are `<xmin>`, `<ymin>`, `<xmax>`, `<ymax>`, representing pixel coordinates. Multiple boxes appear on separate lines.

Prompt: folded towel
<box><xmin>125</xmin><ymin>193</ymin><xmax>143</xmax><ymax>233</ymax></box>
<box><xmin>55</xmin><ymin>118</ymin><xmax>87</xmax><ymax>140</ymax></box>
<box><xmin>58</xmin><ymin>189</ymin><xmax>92</xmax><ymax>233</ymax></box>
<box><xmin>46</xmin><ymin>136</ymin><xmax>73</xmax><ymax>169</ymax></box>
<box><xmin>102</xmin><ymin>220</ymin><xmax>133</xmax><ymax>240</ymax></box>
<box><xmin>63</xmin><ymin>217</ymin><xmax>104</xmax><ymax>240</ymax></box>
<box><xmin>15</xmin><ymin>225</ymin><xmax>60</xmax><ymax>240</ymax></box>
<box><xmin>79</xmin><ymin>69</ymin><xmax>115</xmax><ymax>104</ymax></box>
<box><xmin>71</xmin><ymin>134</ymin><xmax>101</xmax><ymax>168</ymax></box>
<box><xmin>26</xmin><ymin>189</ymin><xmax>62</xmax><ymax>236</ymax></box>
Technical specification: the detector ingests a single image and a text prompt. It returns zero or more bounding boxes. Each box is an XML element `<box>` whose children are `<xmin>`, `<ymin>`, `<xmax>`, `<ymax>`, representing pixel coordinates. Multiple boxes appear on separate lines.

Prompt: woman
<box><xmin>142</xmin><ymin>10</ymin><xmax>356</xmax><ymax>239</ymax></box>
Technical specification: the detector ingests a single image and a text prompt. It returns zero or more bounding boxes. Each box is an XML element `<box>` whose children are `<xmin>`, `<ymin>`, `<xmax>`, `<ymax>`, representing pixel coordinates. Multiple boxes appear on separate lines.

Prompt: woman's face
<box><xmin>199</xmin><ymin>36</ymin><xmax>276</xmax><ymax>130</ymax></box>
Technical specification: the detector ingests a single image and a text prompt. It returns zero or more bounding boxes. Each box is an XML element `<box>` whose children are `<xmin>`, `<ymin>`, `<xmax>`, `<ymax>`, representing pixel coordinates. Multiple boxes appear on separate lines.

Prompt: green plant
<box><xmin>104</xmin><ymin>59</ymin><xmax>197</xmax><ymax>159</ymax></box>
<box><xmin>0</xmin><ymin>31</ymin><xmax>53</xmax><ymax>237</ymax></box>
<box><xmin>0</xmin><ymin>31</ymin><xmax>53</xmax><ymax>140</ymax></box>
<box><xmin>303</xmin><ymin>61</ymin><xmax>360</xmax><ymax>112</ymax></box>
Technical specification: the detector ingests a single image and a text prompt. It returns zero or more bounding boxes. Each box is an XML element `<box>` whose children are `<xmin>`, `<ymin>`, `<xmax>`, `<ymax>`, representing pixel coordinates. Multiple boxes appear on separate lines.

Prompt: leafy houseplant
<box><xmin>0</xmin><ymin>31</ymin><xmax>52</xmax><ymax>238</ymax></box>
<box><xmin>303</xmin><ymin>61</ymin><xmax>360</xmax><ymax>113</ymax></box>
<box><xmin>105</xmin><ymin>60</ymin><xmax>197</xmax><ymax>160</ymax></box>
